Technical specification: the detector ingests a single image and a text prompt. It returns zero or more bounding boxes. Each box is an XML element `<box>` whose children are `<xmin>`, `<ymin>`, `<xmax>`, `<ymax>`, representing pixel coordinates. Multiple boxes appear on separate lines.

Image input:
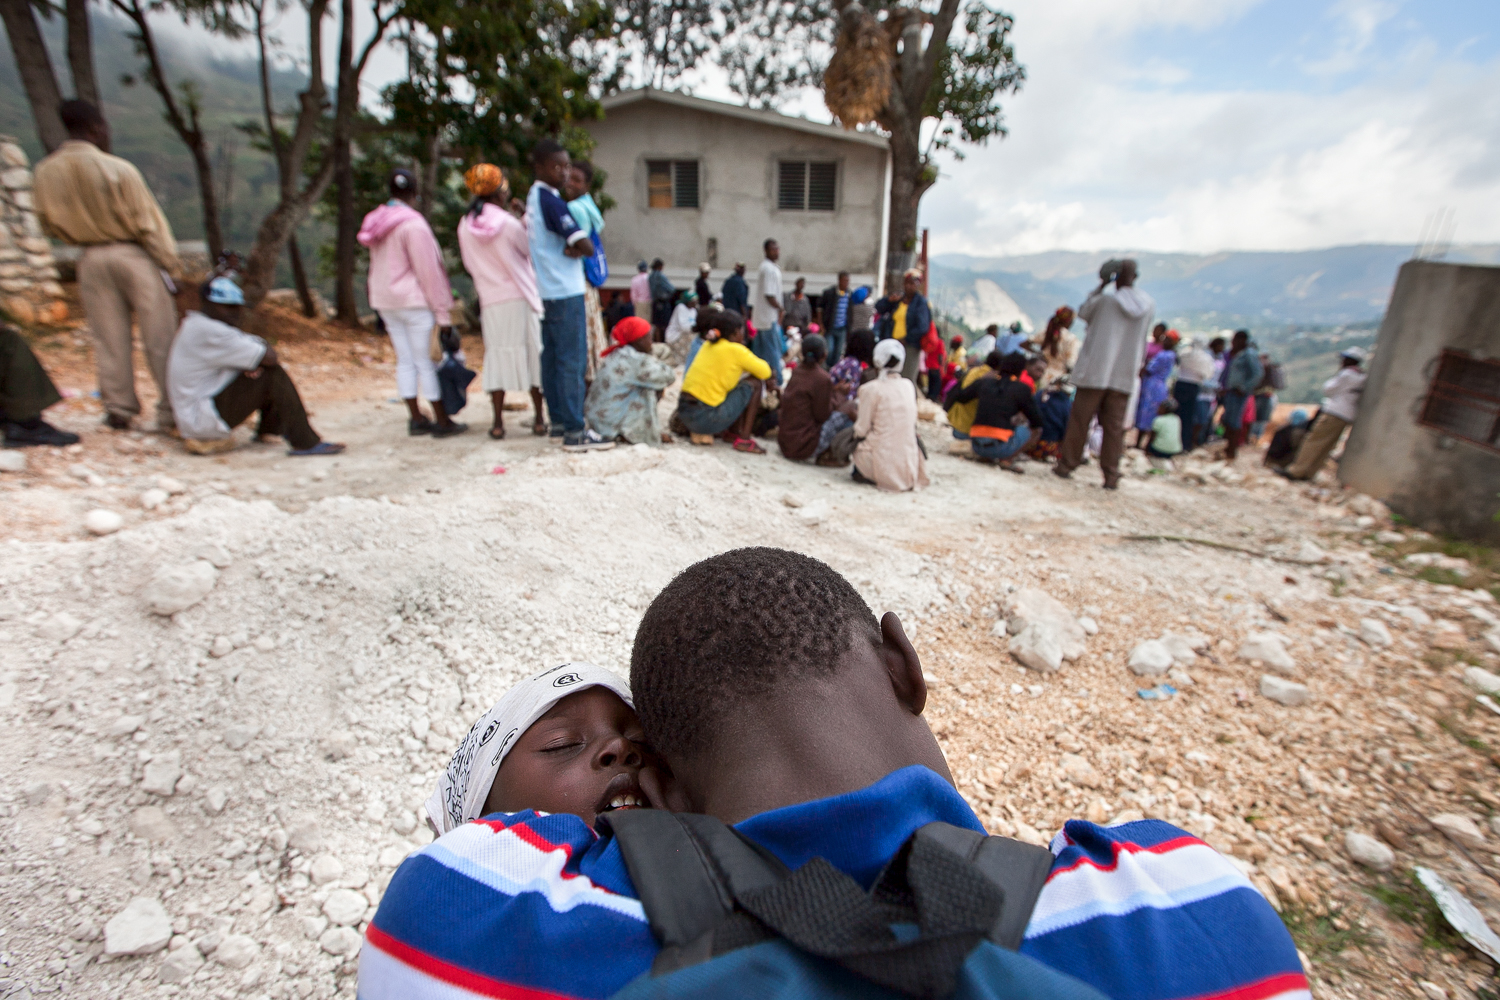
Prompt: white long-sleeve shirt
<box><xmin>167</xmin><ymin>312</ymin><xmax>267</xmax><ymax>440</ymax></box>
<box><xmin>1320</xmin><ymin>367</ymin><xmax>1367</xmax><ymax>423</ymax></box>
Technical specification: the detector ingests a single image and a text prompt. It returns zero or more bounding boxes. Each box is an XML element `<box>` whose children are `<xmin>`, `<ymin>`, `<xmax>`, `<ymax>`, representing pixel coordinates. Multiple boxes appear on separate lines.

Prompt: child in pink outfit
<box><xmin>357</xmin><ymin>168</ymin><xmax>464</xmax><ymax>437</ymax></box>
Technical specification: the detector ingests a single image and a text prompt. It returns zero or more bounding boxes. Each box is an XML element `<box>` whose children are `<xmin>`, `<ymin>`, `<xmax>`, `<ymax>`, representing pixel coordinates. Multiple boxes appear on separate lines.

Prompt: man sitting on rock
<box><xmin>361</xmin><ymin>547</ymin><xmax>1305</xmax><ymax>1000</ymax></box>
<box><xmin>1</xmin><ymin>324</ymin><xmax>81</xmax><ymax>447</ymax></box>
<box><xmin>167</xmin><ymin>276</ymin><xmax>343</xmax><ymax>456</ymax></box>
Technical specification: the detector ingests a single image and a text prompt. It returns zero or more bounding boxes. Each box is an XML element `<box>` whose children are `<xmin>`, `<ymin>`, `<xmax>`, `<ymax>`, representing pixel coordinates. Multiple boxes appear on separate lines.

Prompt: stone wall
<box><xmin>0</xmin><ymin>135</ymin><xmax>66</xmax><ymax>325</ymax></box>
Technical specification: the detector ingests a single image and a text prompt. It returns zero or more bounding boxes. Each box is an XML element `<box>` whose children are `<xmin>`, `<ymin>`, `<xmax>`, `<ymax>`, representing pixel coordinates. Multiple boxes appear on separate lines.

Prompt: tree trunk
<box><xmin>331</xmin><ymin>0</ymin><xmax>359</xmax><ymax>324</ymax></box>
<box><xmin>0</xmin><ymin>0</ymin><xmax>67</xmax><ymax>152</ymax></box>
<box><xmin>188</xmin><ymin>127</ymin><xmax>224</xmax><ymax>259</ymax></box>
<box><xmin>288</xmin><ymin>232</ymin><xmax>316</xmax><ymax>317</ymax></box>
<box><xmin>242</xmin><ymin>160</ymin><xmax>336</xmax><ymax>308</ymax></box>
<box><xmin>64</xmin><ymin>0</ymin><xmax>98</xmax><ymax>106</ymax></box>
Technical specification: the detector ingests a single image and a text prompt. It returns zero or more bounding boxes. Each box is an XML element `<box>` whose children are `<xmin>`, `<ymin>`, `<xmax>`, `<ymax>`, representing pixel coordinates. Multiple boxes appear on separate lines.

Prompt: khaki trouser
<box><xmin>1057</xmin><ymin>387</ymin><xmax>1130</xmax><ymax>486</ymax></box>
<box><xmin>1286</xmin><ymin>413</ymin><xmax>1349</xmax><ymax>480</ymax></box>
<box><xmin>77</xmin><ymin>243</ymin><xmax>178</xmax><ymax>428</ymax></box>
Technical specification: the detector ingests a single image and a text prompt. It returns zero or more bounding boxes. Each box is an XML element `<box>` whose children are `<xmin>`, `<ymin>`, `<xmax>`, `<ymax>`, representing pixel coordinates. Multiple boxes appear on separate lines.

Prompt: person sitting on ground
<box><xmin>813</xmin><ymin>355</ymin><xmax>862</xmax><ymax>467</ymax></box>
<box><xmin>167</xmin><ymin>276</ymin><xmax>343</xmax><ymax>457</ymax></box>
<box><xmin>1024</xmin><ymin>380</ymin><xmax>1073</xmax><ymax>463</ymax></box>
<box><xmin>0</xmin><ymin>324</ymin><xmax>81</xmax><ymax>447</ymax></box>
<box><xmin>1021</xmin><ymin>353</ymin><xmax>1046</xmax><ymax>392</ymax></box>
<box><xmin>1264</xmin><ymin>408</ymin><xmax>1312</xmax><ymax>469</ymax></box>
<box><xmin>944</xmin><ymin>352</ymin><xmax>996</xmax><ymax>441</ymax></box>
<box><xmin>946</xmin><ymin>334</ymin><xmax>967</xmax><ymax>374</ymax></box>
<box><xmin>423</xmin><ymin>661</ymin><xmax>660</xmax><ymax>839</ymax></box>
<box><xmin>1144</xmin><ymin>398</ymin><xmax>1183</xmax><ymax>460</ymax></box>
<box><xmin>662</xmin><ymin>289</ymin><xmax>698</xmax><ymax>366</ymax></box>
<box><xmin>852</xmin><ymin>339</ymin><xmax>928</xmax><ymax>491</ymax></box>
<box><xmin>776</xmin><ymin>333</ymin><xmax>835</xmax><ymax>462</ymax></box>
<box><xmin>674</xmin><ymin>310</ymin><xmax>771</xmax><ymax>453</ymax></box>
<box><xmin>943</xmin><ymin>352</ymin><xmax>1042</xmax><ymax>469</ymax></box>
<box><xmin>363</xmin><ymin>546</ymin><xmax>1306</xmax><ymax>1000</ymax></box>
<box><xmin>585</xmin><ymin>317</ymin><xmax>676</xmax><ymax>446</ymax></box>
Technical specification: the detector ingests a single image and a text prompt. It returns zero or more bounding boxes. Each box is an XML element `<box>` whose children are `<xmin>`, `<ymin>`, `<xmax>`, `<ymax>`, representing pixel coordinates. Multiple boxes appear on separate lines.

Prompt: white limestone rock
<box><xmin>223</xmin><ymin>724</ymin><xmax>258</xmax><ymax>751</ymax></box>
<box><xmin>0</xmin><ymin>450</ymin><xmax>26</xmax><ymax>473</ymax></box>
<box><xmin>319</xmin><ymin>926</ymin><xmax>362</xmax><ymax>956</ymax></box>
<box><xmin>104</xmin><ymin>897</ymin><xmax>172</xmax><ymax>956</ymax></box>
<box><xmin>141</xmin><ymin>560</ymin><xmax>218</xmax><ymax>616</ymax></box>
<box><xmin>1159</xmin><ymin>633</ymin><xmax>1200</xmax><ymax>665</ymax></box>
<box><xmin>1359</xmin><ymin>618</ymin><xmax>1393</xmax><ymax>649</ymax></box>
<box><xmin>158</xmin><ymin>944</ymin><xmax>203</xmax><ymax>983</ymax></box>
<box><xmin>1239</xmin><ymin>632</ymin><xmax>1297</xmax><ymax>674</ymax></box>
<box><xmin>139</xmin><ymin>488</ymin><xmax>169</xmax><ymax>511</ymax></box>
<box><xmin>140</xmin><ymin>750</ymin><xmax>182</xmax><ymax>796</ymax></box>
<box><xmin>1464</xmin><ymin>667</ymin><xmax>1500</xmax><ymax>696</ymax></box>
<box><xmin>108</xmin><ymin>714</ymin><xmax>144</xmax><ymax>737</ymax></box>
<box><xmin>1127</xmin><ymin>640</ymin><xmax>1174</xmax><ymax>677</ymax></box>
<box><xmin>1008</xmin><ymin>623</ymin><xmax>1064</xmax><ymax>673</ymax></box>
<box><xmin>129</xmin><ymin>806</ymin><xmax>177</xmax><ymax>841</ymax></box>
<box><xmin>1004</xmin><ymin>589</ymin><xmax>1088</xmax><ymax>662</ymax></box>
<box><xmin>38</xmin><ymin>611</ymin><xmax>83</xmax><ymax>642</ymax></box>
<box><xmin>84</xmin><ymin>509</ymin><xmax>123</xmax><ymax>535</ymax></box>
<box><xmin>323</xmin><ymin>888</ymin><xmax>369</xmax><ymax>927</ymax></box>
<box><xmin>309</xmin><ymin>853</ymin><xmax>345</xmax><ymax>885</ymax></box>
<box><xmin>213</xmin><ymin>933</ymin><xmax>260</xmax><ymax>970</ymax></box>
<box><xmin>1430</xmin><ymin>813</ymin><xmax>1486</xmax><ymax>849</ymax></box>
<box><xmin>1345</xmin><ymin>831</ymin><xmax>1395</xmax><ymax>871</ymax></box>
<box><xmin>1260</xmin><ymin>675</ymin><xmax>1310</xmax><ymax>707</ymax></box>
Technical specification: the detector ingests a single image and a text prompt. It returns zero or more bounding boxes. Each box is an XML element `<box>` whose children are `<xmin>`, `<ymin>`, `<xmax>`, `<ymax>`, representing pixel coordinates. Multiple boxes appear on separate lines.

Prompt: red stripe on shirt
<box><xmin>1181</xmin><ymin>971</ymin><xmax>1310</xmax><ymax>1000</ymax></box>
<box><xmin>468</xmin><ymin>818</ymin><xmax>635</xmax><ymax>897</ymax></box>
<box><xmin>365</xmin><ymin>924</ymin><xmax>582</xmax><ymax>1000</ymax></box>
<box><xmin>1047</xmin><ymin>835</ymin><xmax>1205</xmax><ymax>879</ymax></box>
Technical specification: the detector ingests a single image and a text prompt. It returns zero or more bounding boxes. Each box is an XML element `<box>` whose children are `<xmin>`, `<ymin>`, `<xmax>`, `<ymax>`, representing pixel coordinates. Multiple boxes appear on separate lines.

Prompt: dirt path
<box><xmin>2</xmin><ymin>319</ymin><xmax>1499</xmax><ymax>1000</ymax></box>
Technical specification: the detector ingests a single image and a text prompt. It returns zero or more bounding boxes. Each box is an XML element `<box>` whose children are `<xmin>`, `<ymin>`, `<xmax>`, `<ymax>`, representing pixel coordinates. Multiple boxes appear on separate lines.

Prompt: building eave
<box><xmin>597</xmin><ymin>88</ymin><xmax>890</xmax><ymax>150</ymax></box>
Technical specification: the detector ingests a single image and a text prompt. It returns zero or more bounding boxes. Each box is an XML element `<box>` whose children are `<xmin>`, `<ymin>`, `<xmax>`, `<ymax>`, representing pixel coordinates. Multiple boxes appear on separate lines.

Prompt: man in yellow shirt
<box><xmin>675</xmin><ymin>312</ymin><xmax>772</xmax><ymax>452</ymax></box>
<box><xmin>33</xmin><ymin>100</ymin><xmax>181</xmax><ymax>432</ymax></box>
<box><xmin>873</xmin><ymin>269</ymin><xmax>930</xmax><ymax>384</ymax></box>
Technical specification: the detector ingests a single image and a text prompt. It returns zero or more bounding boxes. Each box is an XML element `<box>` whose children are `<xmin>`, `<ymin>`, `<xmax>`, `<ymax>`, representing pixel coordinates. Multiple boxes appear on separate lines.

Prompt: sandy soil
<box><xmin>2</xmin><ymin>313</ymin><xmax>1499</xmax><ymax>1000</ymax></box>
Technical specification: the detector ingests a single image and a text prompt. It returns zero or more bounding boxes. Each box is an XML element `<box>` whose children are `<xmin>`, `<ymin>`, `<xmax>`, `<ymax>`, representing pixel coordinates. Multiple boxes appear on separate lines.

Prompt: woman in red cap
<box><xmin>584</xmin><ymin>316</ymin><xmax>677</xmax><ymax>444</ymax></box>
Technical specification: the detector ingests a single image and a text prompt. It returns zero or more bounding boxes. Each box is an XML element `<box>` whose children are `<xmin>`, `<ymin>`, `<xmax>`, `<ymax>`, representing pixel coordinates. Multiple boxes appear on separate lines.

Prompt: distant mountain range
<box><xmin>930</xmin><ymin>245</ymin><xmax>1500</xmax><ymax>333</ymax></box>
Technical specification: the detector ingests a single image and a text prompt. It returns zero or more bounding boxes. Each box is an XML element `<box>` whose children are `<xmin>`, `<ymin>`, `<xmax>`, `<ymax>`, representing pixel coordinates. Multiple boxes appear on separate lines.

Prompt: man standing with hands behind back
<box><xmin>1053</xmin><ymin>258</ymin><xmax>1155</xmax><ymax>490</ymax></box>
<box><xmin>752</xmin><ymin>239</ymin><xmax>784</xmax><ymax>386</ymax></box>
<box><xmin>33</xmin><ymin>99</ymin><xmax>181</xmax><ymax>433</ymax></box>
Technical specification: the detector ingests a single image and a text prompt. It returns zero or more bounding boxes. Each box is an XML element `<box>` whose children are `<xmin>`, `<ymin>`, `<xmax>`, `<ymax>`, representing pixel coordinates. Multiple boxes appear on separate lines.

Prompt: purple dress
<box><xmin>1136</xmin><ymin>349</ymin><xmax>1176</xmax><ymax>431</ymax></box>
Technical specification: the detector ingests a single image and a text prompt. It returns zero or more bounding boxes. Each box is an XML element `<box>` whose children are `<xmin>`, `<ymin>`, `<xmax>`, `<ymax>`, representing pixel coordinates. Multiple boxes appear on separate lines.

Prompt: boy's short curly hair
<box><xmin>630</xmin><ymin>548</ymin><xmax>881</xmax><ymax>759</ymax></box>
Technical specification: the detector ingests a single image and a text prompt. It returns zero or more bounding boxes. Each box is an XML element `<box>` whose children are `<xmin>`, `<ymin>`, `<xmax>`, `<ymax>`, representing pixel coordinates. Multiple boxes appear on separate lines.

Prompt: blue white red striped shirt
<box><xmin>359</xmin><ymin>766</ymin><xmax>1307</xmax><ymax>1000</ymax></box>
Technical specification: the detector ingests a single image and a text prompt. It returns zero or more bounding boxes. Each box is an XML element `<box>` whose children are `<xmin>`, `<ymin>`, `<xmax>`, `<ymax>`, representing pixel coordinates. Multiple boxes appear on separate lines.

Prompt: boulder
<box><xmin>1008</xmin><ymin>623</ymin><xmax>1064</xmax><ymax>673</ymax></box>
<box><xmin>1344</xmin><ymin>831</ymin><xmax>1395</xmax><ymax>871</ymax></box>
<box><xmin>104</xmin><ymin>897</ymin><xmax>172</xmax><ymax>955</ymax></box>
<box><xmin>1127</xmin><ymin>640</ymin><xmax>1174</xmax><ymax>677</ymax></box>
<box><xmin>1004</xmin><ymin>589</ymin><xmax>1087</xmax><ymax>662</ymax></box>
<box><xmin>141</xmin><ymin>560</ymin><xmax>218</xmax><ymax>616</ymax></box>
<box><xmin>1239</xmin><ymin>632</ymin><xmax>1297</xmax><ymax>674</ymax></box>
<box><xmin>1359</xmin><ymin>618</ymin><xmax>1393</xmax><ymax>649</ymax></box>
<box><xmin>1260</xmin><ymin>675</ymin><xmax>1309</xmax><ymax>707</ymax></box>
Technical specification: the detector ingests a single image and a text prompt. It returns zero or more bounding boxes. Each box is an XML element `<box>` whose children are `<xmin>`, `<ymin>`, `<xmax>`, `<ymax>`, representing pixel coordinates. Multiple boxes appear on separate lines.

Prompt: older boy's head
<box><xmin>630</xmin><ymin>548</ymin><xmax>949</xmax><ymax>821</ymax></box>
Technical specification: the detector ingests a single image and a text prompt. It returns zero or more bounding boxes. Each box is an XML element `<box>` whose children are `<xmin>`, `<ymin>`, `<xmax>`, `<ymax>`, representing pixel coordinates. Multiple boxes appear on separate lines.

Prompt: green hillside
<box><xmin>0</xmin><ymin>10</ymin><xmax>332</xmax><ymax>287</ymax></box>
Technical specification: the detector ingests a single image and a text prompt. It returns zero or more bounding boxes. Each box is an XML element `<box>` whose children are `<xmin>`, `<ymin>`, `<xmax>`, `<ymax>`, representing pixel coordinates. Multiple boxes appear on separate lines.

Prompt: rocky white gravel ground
<box><xmin>2</xmin><ymin>400</ymin><xmax>1499</xmax><ymax>1000</ymax></box>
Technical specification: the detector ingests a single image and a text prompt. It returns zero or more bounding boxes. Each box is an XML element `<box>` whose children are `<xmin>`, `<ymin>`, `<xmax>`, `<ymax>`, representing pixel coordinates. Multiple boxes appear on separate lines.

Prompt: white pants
<box><xmin>380</xmin><ymin>307</ymin><xmax>439</xmax><ymax>401</ymax></box>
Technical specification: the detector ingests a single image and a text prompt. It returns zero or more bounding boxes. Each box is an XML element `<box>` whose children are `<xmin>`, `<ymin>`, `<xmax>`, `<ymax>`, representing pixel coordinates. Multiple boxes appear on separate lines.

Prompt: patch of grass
<box><xmin>1418</xmin><ymin>566</ymin><xmax>1470</xmax><ymax>587</ymax></box>
<box><xmin>1216</xmin><ymin>733</ymin><xmax>1235</xmax><ymax>744</ymax></box>
<box><xmin>1280</xmin><ymin>904</ymin><xmax>1372</xmax><ymax>961</ymax></box>
<box><xmin>1366</xmin><ymin>871</ymin><xmax>1468</xmax><ymax>951</ymax></box>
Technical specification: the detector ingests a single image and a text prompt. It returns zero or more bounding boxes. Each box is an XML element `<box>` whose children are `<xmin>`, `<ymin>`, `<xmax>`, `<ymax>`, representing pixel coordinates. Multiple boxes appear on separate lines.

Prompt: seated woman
<box><xmin>777</xmin><ymin>333</ymin><xmax>835</xmax><ymax>461</ymax></box>
<box><xmin>851</xmin><ymin>340</ymin><xmax>929</xmax><ymax>492</ymax></box>
<box><xmin>585</xmin><ymin>317</ymin><xmax>677</xmax><ymax>445</ymax></box>
<box><xmin>942</xmin><ymin>352</ymin><xmax>1042</xmax><ymax>469</ymax></box>
<box><xmin>673</xmin><ymin>309</ymin><xmax>771</xmax><ymax>453</ymax></box>
<box><xmin>426</xmin><ymin>662</ymin><xmax>660</xmax><ymax>836</ymax></box>
<box><xmin>1264</xmin><ymin>408</ymin><xmax>1312</xmax><ymax>469</ymax></box>
<box><xmin>944</xmin><ymin>354</ymin><xmax>996</xmax><ymax>440</ymax></box>
<box><xmin>813</xmin><ymin>355</ymin><xmax>862</xmax><ymax>467</ymax></box>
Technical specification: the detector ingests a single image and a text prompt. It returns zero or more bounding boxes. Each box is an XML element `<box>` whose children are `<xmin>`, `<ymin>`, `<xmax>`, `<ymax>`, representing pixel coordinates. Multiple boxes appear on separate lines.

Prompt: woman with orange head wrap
<box><xmin>456</xmin><ymin>163</ymin><xmax>547</xmax><ymax>438</ymax></box>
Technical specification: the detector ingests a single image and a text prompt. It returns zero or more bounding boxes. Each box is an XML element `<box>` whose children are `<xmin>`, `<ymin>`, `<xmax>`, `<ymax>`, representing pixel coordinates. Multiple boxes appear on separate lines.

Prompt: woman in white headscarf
<box><xmin>851</xmin><ymin>339</ymin><xmax>929</xmax><ymax>492</ymax></box>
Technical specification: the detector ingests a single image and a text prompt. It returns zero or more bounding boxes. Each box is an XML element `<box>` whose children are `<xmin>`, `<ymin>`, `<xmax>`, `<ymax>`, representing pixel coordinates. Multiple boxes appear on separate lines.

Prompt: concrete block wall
<box><xmin>0</xmin><ymin>135</ymin><xmax>66</xmax><ymax>325</ymax></box>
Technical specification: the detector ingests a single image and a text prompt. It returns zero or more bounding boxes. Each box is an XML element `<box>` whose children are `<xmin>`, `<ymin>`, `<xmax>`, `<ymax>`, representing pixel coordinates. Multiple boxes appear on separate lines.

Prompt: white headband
<box><xmin>425</xmin><ymin>662</ymin><xmax>632</xmax><ymax>835</ymax></box>
<box><xmin>873</xmin><ymin>338</ymin><xmax>905</xmax><ymax>371</ymax></box>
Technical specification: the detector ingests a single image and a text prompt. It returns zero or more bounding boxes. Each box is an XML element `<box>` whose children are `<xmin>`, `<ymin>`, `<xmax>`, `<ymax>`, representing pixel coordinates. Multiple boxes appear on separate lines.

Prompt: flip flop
<box><xmin>532</xmin><ymin>421</ymin><xmax>549</xmax><ymax>436</ymax></box>
<box><xmin>288</xmin><ymin>442</ymin><xmax>345</xmax><ymax>457</ymax></box>
<box><xmin>489</xmin><ymin>425</ymin><xmax>506</xmax><ymax>440</ymax></box>
<box><xmin>732</xmin><ymin>437</ymin><xmax>766</xmax><ymax>455</ymax></box>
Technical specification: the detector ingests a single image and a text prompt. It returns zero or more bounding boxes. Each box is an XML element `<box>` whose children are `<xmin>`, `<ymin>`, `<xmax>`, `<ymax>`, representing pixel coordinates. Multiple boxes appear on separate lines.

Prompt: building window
<box><xmin>1419</xmin><ymin>350</ymin><xmax>1500</xmax><ymax>453</ymax></box>
<box><xmin>777</xmin><ymin>160</ymin><xmax>837</xmax><ymax>211</ymax></box>
<box><xmin>646</xmin><ymin>160</ymin><xmax>699</xmax><ymax>209</ymax></box>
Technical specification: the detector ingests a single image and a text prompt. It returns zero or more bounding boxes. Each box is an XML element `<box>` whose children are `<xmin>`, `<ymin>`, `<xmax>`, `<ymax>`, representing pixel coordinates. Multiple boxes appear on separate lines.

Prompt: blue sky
<box><xmin>905</xmin><ymin>0</ymin><xmax>1500</xmax><ymax>254</ymax></box>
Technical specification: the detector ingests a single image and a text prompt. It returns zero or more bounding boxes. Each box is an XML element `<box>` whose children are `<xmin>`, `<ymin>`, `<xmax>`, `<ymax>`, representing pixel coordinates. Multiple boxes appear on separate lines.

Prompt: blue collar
<box><xmin>733</xmin><ymin>765</ymin><xmax>982</xmax><ymax>889</ymax></box>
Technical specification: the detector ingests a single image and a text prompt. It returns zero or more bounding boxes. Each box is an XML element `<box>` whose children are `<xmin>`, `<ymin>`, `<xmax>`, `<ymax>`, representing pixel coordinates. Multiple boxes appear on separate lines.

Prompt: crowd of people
<box><xmin>4</xmin><ymin>98</ymin><xmax>1369</xmax><ymax>496</ymax></box>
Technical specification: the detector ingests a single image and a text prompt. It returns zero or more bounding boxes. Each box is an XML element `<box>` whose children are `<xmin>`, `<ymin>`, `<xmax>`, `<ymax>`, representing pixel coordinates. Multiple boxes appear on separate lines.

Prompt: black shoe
<box><xmin>103</xmin><ymin>412</ymin><xmax>131</xmax><ymax>430</ymax></box>
<box><xmin>431</xmin><ymin>421</ymin><xmax>468</xmax><ymax>438</ymax></box>
<box><xmin>4</xmin><ymin>420</ymin><xmax>81</xmax><ymax>448</ymax></box>
<box><xmin>408</xmin><ymin>417</ymin><xmax>435</xmax><ymax>436</ymax></box>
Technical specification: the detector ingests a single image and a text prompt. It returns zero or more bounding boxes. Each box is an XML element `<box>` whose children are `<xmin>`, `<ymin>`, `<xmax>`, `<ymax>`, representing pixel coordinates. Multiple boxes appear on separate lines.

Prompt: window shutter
<box><xmin>778</xmin><ymin>161</ymin><xmax>806</xmax><ymax>210</ymax></box>
<box><xmin>807</xmin><ymin>162</ymin><xmax>837</xmax><ymax>211</ymax></box>
<box><xmin>647</xmin><ymin>161</ymin><xmax>672</xmax><ymax>209</ymax></box>
<box><xmin>1419</xmin><ymin>351</ymin><xmax>1500</xmax><ymax>451</ymax></box>
<box><xmin>674</xmin><ymin>161</ymin><xmax>699</xmax><ymax>208</ymax></box>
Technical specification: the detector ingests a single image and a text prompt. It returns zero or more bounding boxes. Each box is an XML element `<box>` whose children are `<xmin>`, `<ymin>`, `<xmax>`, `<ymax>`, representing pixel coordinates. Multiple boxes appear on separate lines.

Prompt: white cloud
<box><xmin>918</xmin><ymin>0</ymin><xmax>1500</xmax><ymax>254</ymax></box>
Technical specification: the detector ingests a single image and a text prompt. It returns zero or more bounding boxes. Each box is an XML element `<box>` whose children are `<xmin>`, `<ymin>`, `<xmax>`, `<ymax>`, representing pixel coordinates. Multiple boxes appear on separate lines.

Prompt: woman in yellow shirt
<box><xmin>675</xmin><ymin>310</ymin><xmax>773</xmax><ymax>453</ymax></box>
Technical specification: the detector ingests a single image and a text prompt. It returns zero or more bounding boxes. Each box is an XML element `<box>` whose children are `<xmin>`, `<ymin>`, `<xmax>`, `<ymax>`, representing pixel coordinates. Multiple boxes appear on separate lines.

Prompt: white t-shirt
<box><xmin>167</xmin><ymin>311</ymin><xmax>268</xmax><ymax>440</ymax></box>
<box><xmin>664</xmin><ymin>303</ymin><xmax>697</xmax><ymax>344</ymax></box>
<box><xmin>753</xmin><ymin>258</ymin><xmax>782</xmax><ymax>330</ymax></box>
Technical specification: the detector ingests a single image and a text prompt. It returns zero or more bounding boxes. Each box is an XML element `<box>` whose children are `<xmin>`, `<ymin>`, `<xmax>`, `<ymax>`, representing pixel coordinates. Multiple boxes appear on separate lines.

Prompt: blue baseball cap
<box><xmin>204</xmin><ymin>276</ymin><xmax>245</xmax><ymax>306</ymax></box>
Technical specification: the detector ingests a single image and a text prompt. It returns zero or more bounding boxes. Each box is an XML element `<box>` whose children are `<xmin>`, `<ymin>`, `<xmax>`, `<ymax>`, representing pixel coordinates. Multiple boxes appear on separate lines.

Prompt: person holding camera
<box><xmin>1053</xmin><ymin>258</ymin><xmax>1155</xmax><ymax>489</ymax></box>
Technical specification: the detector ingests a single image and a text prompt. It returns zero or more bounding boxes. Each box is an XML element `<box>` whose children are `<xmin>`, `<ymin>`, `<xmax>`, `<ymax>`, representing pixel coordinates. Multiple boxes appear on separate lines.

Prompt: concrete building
<box><xmin>580</xmin><ymin>88</ymin><xmax>891</xmax><ymax>298</ymax></box>
<box><xmin>1340</xmin><ymin>260</ymin><xmax>1500</xmax><ymax>542</ymax></box>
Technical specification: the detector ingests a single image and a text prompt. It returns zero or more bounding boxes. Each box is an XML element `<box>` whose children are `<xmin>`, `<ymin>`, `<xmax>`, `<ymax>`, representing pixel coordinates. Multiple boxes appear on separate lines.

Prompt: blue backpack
<box><xmin>603</xmin><ymin>811</ymin><xmax>1108</xmax><ymax>1000</ymax></box>
<box><xmin>584</xmin><ymin>231</ymin><xmax>609</xmax><ymax>288</ymax></box>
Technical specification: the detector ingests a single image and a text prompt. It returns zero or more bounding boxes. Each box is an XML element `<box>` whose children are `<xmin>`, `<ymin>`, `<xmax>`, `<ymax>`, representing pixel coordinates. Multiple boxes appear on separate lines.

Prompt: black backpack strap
<box><xmin>602</xmin><ymin>809</ymin><xmax>788</xmax><ymax>975</ymax></box>
<box><xmin>908</xmin><ymin>823</ymin><xmax>1055</xmax><ymax>950</ymax></box>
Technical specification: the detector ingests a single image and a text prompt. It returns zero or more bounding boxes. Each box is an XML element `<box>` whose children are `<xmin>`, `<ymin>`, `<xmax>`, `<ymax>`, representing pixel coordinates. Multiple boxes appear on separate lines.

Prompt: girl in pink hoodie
<box><xmin>357</xmin><ymin>169</ymin><xmax>464</xmax><ymax>437</ymax></box>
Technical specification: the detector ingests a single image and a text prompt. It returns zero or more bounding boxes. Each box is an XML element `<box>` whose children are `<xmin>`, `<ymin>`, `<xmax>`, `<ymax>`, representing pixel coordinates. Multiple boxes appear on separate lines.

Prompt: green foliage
<box><xmin>1278</xmin><ymin>904</ymin><xmax>1371</xmax><ymax>962</ymax></box>
<box><xmin>1367</xmin><ymin>872</ymin><xmax>1467</xmax><ymax>951</ymax></box>
<box><xmin>919</xmin><ymin>2</ymin><xmax>1024</xmax><ymax>159</ymax></box>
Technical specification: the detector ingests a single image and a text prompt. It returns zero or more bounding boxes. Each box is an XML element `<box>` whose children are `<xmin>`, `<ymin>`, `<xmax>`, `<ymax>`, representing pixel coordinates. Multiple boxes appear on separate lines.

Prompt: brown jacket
<box><xmin>32</xmin><ymin>141</ymin><xmax>180</xmax><ymax>274</ymax></box>
<box><xmin>778</xmin><ymin>362</ymin><xmax>833</xmax><ymax>461</ymax></box>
